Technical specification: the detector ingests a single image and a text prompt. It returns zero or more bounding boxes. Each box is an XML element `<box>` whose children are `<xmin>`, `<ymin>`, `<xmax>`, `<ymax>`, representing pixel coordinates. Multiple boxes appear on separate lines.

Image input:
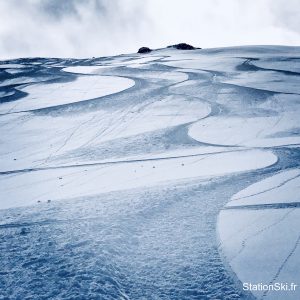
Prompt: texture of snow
<box><xmin>0</xmin><ymin>149</ymin><xmax>276</xmax><ymax>210</ymax></box>
<box><xmin>1</xmin><ymin>45</ymin><xmax>300</xmax><ymax>299</ymax></box>
<box><xmin>113</xmin><ymin>56</ymin><xmax>164</xmax><ymax>66</ymax></box>
<box><xmin>252</xmin><ymin>58</ymin><xmax>300</xmax><ymax>73</ymax></box>
<box><xmin>162</xmin><ymin>55</ymin><xmax>244</xmax><ymax>72</ymax></box>
<box><xmin>0</xmin><ymin>180</ymin><xmax>246</xmax><ymax>300</ymax></box>
<box><xmin>228</xmin><ymin>169</ymin><xmax>300</xmax><ymax>206</ymax></box>
<box><xmin>0</xmin><ymin>76</ymin><xmax>52</xmax><ymax>88</ymax></box>
<box><xmin>218</xmin><ymin>208</ymin><xmax>300</xmax><ymax>299</ymax></box>
<box><xmin>63</xmin><ymin>65</ymin><xmax>112</xmax><ymax>74</ymax></box>
<box><xmin>188</xmin><ymin>92</ymin><xmax>300</xmax><ymax>147</ymax></box>
<box><xmin>0</xmin><ymin>64</ymin><xmax>24</xmax><ymax>68</ymax></box>
<box><xmin>0</xmin><ymin>90</ymin><xmax>14</xmax><ymax>97</ymax></box>
<box><xmin>0</xmin><ymin>75</ymin><xmax>134</xmax><ymax>114</ymax></box>
<box><xmin>0</xmin><ymin>93</ymin><xmax>210</xmax><ymax>172</ymax></box>
<box><xmin>218</xmin><ymin>168</ymin><xmax>300</xmax><ymax>299</ymax></box>
<box><xmin>222</xmin><ymin>70</ymin><xmax>300</xmax><ymax>94</ymax></box>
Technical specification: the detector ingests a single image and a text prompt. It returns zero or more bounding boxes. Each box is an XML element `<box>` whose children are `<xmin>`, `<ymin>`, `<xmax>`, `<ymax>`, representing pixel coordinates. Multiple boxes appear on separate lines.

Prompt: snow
<box><xmin>188</xmin><ymin>91</ymin><xmax>300</xmax><ymax>148</ymax></box>
<box><xmin>218</xmin><ymin>208</ymin><xmax>300</xmax><ymax>299</ymax></box>
<box><xmin>162</xmin><ymin>56</ymin><xmax>244</xmax><ymax>72</ymax></box>
<box><xmin>0</xmin><ymin>64</ymin><xmax>24</xmax><ymax>68</ymax></box>
<box><xmin>222</xmin><ymin>70</ymin><xmax>300</xmax><ymax>94</ymax></box>
<box><xmin>0</xmin><ymin>149</ymin><xmax>276</xmax><ymax>210</ymax></box>
<box><xmin>228</xmin><ymin>169</ymin><xmax>300</xmax><ymax>206</ymax></box>
<box><xmin>0</xmin><ymin>93</ymin><xmax>210</xmax><ymax>173</ymax></box>
<box><xmin>218</xmin><ymin>168</ymin><xmax>300</xmax><ymax>299</ymax></box>
<box><xmin>63</xmin><ymin>65</ymin><xmax>113</xmax><ymax>74</ymax></box>
<box><xmin>0</xmin><ymin>76</ymin><xmax>53</xmax><ymax>88</ymax></box>
<box><xmin>113</xmin><ymin>56</ymin><xmax>165</xmax><ymax>67</ymax></box>
<box><xmin>1</xmin><ymin>45</ymin><xmax>300</xmax><ymax>299</ymax></box>
<box><xmin>0</xmin><ymin>75</ymin><xmax>134</xmax><ymax>114</ymax></box>
<box><xmin>252</xmin><ymin>58</ymin><xmax>300</xmax><ymax>73</ymax></box>
<box><xmin>0</xmin><ymin>90</ymin><xmax>15</xmax><ymax>97</ymax></box>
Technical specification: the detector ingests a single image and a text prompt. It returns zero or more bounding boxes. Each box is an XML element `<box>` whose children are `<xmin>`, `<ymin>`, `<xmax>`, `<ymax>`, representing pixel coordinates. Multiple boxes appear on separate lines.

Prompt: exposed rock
<box><xmin>168</xmin><ymin>43</ymin><xmax>200</xmax><ymax>50</ymax></box>
<box><xmin>20</xmin><ymin>227</ymin><xmax>30</xmax><ymax>235</ymax></box>
<box><xmin>138</xmin><ymin>47</ymin><xmax>152</xmax><ymax>54</ymax></box>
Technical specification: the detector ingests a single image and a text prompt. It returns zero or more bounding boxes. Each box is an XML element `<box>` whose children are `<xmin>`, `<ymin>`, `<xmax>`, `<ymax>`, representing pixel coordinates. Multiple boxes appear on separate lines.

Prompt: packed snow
<box><xmin>0</xmin><ymin>45</ymin><xmax>299</xmax><ymax>299</ymax></box>
<box><xmin>0</xmin><ymin>75</ymin><xmax>134</xmax><ymax>114</ymax></box>
<box><xmin>0</xmin><ymin>149</ymin><xmax>277</xmax><ymax>210</ymax></box>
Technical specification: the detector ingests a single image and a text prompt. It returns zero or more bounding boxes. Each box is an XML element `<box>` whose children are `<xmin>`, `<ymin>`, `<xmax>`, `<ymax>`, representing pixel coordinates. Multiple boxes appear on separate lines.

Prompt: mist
<box><xmin>0</xmin><ymin>0</ymin><xmax>299</xmax><ymax>59</ymax></box>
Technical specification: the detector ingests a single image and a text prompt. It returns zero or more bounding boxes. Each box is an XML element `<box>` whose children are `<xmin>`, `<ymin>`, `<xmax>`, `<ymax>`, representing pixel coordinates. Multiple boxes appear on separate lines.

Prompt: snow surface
<box><xmin>0</xmin><ymin>149</ymin><xmax>277</xmax><ymax>210</ymax></box>
<box><xmin>0</xmin><ymin>75</ymin><xmax>134</xmax><ymax>114</ymax></box>
<box><xmin>63</xmin><ymin>65</ymin><xmax>113</xmax><ymax>73</ymax></box>
<box><xmin>1</xmin><ymin>45</ymin><xmax>300</xmax><ymax>299</ymax></box>
<box><xmin>218</xmin><ymin>208</ymin><xmax>300</xmax><ymax>300</ymax></box>
<box><xmin>228</xmin><ymin>169</ymin><xmax>300</xmax><ymax>206</ymax></box>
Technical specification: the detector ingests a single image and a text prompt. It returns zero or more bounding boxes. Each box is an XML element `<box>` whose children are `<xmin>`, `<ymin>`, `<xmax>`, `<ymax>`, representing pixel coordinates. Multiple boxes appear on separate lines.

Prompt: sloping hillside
<box><xmin>0</xmin><ymin>46</ymin><xmax>299</xmax><ymax>299</ymax></box>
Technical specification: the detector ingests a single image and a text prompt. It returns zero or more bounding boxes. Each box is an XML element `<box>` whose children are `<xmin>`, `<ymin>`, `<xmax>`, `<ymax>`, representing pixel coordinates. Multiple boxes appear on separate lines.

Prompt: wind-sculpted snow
<box><xmin>0</xmin><ymin>149</ymin><xmax>277</xmax><ymax>210</ymax></box>
<box><xmin>0</xmin><ymin>75</ymin><xmax>134</xmax><ymax>114</ymax></box>
<box><xmin>228</xmin><ymin>169</ymin><xmax>300</xmax><ymax>207</ymax></box>
<box><xmin>0</xmin><ymin>46</ymin><xmax>300</xmax><ymax>299</ymax></box>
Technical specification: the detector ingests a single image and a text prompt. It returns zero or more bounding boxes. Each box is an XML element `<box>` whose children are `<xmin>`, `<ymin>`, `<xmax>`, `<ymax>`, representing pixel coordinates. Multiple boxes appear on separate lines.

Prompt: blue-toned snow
<box><xmin>0</xmin><ymin>46</ymin><xmax>300</xmax><ymax>299</ymax></box>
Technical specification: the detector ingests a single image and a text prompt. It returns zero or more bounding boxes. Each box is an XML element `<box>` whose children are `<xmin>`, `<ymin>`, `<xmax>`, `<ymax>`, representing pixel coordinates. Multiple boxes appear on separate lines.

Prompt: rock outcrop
<box><xmin>137</xmin><ymin>47</ymin><xmax>152</xmax><ymax>54</ymax></box>
<box><xmin>167</xmin><ymin>43</ymin><xmax>199</xmax><ymax>50</ymax></box>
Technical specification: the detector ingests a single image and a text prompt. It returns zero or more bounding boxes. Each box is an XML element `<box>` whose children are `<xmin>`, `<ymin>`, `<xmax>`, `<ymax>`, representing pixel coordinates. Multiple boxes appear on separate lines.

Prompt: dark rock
<box><xmin>138</xmin><ymin>47</ymin><xmax>152</xmax><ymax>54</ymax></box>
<box><xmin>20</xmin><ymin>227</ymin><xmax>30</xmax><ymax>235</ymax></box>
<box><xmin>168</xmin><ymin>43</ymin><xmax>200</xmax><ymax>50</ymax></box>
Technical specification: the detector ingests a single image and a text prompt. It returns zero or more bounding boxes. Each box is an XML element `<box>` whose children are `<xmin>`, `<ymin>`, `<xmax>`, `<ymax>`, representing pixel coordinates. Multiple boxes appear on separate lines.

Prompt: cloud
<box><xmin>271</xmin><ymin>0</ymin><xmax>300</xmax><ymax>33</ymax></box>
<box><xmin>145</xmin><ymin>0</ymin><xmax>300</xmax><ymax>49</ymax></box>
<box><xmin>0</xmin><ymin>0</ymin><xmax>150</xmax><ymax>59</ymax></box>
<box><xmin>0</xmin><ymin>0</ymin><xmax>299</xmax><ymax>59</ymax></box>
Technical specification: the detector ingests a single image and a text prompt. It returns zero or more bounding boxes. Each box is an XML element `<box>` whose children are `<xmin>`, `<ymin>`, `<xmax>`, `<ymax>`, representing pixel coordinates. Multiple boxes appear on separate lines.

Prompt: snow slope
<box><xmin>0</xmin><ymin>45</ymin><xmax>299</xmax><ymax>299</ymax></box>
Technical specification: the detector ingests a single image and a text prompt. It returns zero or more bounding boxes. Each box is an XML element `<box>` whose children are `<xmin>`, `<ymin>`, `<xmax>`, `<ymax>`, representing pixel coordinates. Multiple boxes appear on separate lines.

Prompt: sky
<box><xmin>0</xmin><ymin>0</ymin><xmax>299</xmax><ymax>59</ymax></box>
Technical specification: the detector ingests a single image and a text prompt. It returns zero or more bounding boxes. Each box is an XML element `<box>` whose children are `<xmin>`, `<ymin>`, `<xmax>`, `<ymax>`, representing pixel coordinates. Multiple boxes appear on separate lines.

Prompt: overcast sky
<box><xmin>0</xmin><ymin>0</ymin><xmax>299</xmax><ymax>59</ymax></box>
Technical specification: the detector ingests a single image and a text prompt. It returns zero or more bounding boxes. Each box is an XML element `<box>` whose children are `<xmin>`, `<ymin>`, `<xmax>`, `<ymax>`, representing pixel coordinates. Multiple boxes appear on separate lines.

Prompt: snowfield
<box><xmin>0</xmin><ymin>45</ymin><xmax>299</xmax><ymax>299</ymax></box>
<box><xmin>0</xmin><ymin>75</ymin><xmax>134</xmax><ymax>114</ymax></box>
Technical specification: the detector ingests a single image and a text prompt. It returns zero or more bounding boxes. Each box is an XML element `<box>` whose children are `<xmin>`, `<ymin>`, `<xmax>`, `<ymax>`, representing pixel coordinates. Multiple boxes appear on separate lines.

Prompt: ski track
<box><xmin>1</xmin><ymin>46</ymin><xmax>300</xmax><ymax>299</ymax></box>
